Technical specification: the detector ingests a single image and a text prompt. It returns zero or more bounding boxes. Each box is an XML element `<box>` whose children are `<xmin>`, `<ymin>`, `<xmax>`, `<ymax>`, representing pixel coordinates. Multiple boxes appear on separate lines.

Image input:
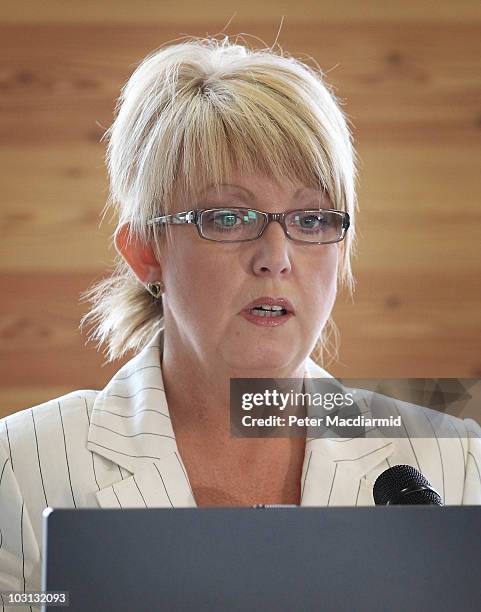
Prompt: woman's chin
<box><xmin>222</xmin><ymin>340</ymin><xmax>300</xmax><ymax>374</ymax></box>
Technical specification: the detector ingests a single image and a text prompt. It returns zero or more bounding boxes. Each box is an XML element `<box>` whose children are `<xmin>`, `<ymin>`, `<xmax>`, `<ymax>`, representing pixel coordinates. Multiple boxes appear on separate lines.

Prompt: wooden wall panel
<box><xmin>2</xmin><ymin>1</ymin><xmax>481</xmax><ymax>23</ymax></box>
<box><xmin>1</xmin><ymin>6</ymin><xmax>480</xmax><ymax>415</ymax></box>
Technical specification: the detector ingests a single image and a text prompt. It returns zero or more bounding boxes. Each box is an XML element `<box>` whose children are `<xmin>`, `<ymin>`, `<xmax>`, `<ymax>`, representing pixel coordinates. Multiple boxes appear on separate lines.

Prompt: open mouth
<box><xmin>240</xmin><ymin>297</ymin><xmax>294</xmax><ymax>325</ymax></box>
<box><xmin>249</xmin><ymin>306</ymin><xmax>288</xmax><ymax>318</ymax></box>
<box><xmin>240</xmin><ymin>304</ymin><xmax>294</xmax><ymax>326</ymax></box>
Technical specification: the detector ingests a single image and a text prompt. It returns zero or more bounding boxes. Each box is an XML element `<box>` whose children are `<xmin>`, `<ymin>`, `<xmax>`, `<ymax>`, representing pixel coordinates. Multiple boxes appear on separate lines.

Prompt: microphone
<box><xmin>373</xmin><ymin>464</ymin><xmax>443</xmax><ymax>506</ymax></box>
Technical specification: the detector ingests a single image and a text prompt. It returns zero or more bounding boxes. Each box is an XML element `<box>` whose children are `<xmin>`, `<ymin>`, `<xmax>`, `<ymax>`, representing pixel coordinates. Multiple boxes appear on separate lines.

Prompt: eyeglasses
<box><xmin>147</xmin><ymin>207</ymin><xmax>350</xmax><ymax>244</ymax></box>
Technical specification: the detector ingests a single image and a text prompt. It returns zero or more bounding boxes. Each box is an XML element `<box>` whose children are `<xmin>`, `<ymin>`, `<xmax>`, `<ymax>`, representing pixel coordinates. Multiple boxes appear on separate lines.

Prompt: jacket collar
<box><xmin>301</xmin><ymin>359</ymin><xmax>394</xmax><ymax>505</ymax></box>
<box><xmin>88</xmin><ymin>330</ymin><xmax>393</xmax><ymax>508</ymax></box>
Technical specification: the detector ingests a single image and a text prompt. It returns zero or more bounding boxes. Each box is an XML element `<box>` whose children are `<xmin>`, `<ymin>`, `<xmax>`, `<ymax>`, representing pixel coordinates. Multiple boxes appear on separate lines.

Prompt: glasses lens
<box><xmin>286</xmin><ymin>210</ymin><xmax>344</xmax><ymax>243</ymax></box>
<box><xmin>200</xmin><ymin>208</ymin><xmax>264</xmax><ymax>241</ymax></box>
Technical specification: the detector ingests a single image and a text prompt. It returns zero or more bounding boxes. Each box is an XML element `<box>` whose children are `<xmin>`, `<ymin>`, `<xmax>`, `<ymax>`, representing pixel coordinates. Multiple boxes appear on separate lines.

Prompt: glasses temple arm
<box><xmin>147</xmin><ymin>211</ymin><xmax>197</xmax><ymax>226</ymax></box>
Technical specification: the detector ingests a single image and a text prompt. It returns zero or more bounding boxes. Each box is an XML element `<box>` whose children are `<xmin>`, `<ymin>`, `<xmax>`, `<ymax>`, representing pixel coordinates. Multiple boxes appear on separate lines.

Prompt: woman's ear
<box><xmin>114</xmin><ymin>223</ymin><xmax>162</xmax><ymax>284</ymax></box>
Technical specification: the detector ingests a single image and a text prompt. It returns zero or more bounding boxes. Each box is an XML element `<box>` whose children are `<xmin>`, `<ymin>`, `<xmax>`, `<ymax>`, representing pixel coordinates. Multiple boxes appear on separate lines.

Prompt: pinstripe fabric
<box><xmin>1</xmin><ymin>329</ymin><xmax>480</xmax><ymax>611</ymax></box>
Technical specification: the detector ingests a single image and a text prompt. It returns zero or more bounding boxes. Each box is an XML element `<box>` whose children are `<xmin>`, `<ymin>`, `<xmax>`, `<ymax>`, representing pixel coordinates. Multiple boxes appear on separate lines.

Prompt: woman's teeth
<box><xmin>250</xmin><ymin>307</ymin><xmax>287</xmax><ymax>317</ymax></box>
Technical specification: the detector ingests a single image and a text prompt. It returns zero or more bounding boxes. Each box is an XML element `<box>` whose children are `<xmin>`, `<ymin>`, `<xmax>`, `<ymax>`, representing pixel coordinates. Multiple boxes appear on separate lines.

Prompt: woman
<box><xmin>1</xmin><ymin>36</ymin><xmax>480</xmax><ymax>600</ymax></box>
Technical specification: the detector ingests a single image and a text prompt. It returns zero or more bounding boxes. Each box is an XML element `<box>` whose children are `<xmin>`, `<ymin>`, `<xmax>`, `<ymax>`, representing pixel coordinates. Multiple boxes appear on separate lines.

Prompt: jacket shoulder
<box><xmin>0</xmin><ymin>389</ymin><xmax>100</xmax><ymax>449</ymax></box>
<box><xmin>391</xmin><ymin>394</ymin><xmax>474</xmax><ymax>438</ymax></box>
<box><xmin>350</xmin><ymin>385</ymin><xmax>472</xmax><ymax>436</ymax></box>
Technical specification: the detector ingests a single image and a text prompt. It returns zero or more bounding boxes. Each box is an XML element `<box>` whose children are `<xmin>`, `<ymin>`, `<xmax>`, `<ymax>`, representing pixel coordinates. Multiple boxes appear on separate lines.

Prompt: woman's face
<box><xmin>159</xmin><ymin>172</ymin><xmax>339</xmax><ymax>373</ymax></box>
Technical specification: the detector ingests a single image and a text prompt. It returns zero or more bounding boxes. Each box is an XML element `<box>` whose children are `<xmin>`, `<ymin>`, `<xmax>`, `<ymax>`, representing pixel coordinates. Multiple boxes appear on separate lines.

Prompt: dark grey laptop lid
<box><xmin>42</xmin><ymin>506</ymin><xmax>481</xmax><ymax>612</ymax></box>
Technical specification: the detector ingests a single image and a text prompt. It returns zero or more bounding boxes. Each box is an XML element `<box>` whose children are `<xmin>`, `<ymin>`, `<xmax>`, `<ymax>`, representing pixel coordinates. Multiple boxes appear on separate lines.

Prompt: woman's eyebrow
<box><xmin>293</xmin><ymin>187</ymin><xmax>322</xmax><ymax>198</ymax></box>
<box><xmin>200</xmin><ymin>184</ymin><xmax>326</xmax><ymax>201</ymax></box>
<box><xmin>200</xmin><ymin>184</ymin><xmax>255</xmax><ymax>198</ymax></box>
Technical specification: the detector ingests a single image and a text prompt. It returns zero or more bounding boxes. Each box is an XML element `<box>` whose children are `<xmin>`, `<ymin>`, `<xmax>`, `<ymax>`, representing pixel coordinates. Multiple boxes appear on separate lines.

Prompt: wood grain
<box><xmin>2</xmin><ymin>1</ymin><xmax>481</xmax><ymax>23</ymax></box>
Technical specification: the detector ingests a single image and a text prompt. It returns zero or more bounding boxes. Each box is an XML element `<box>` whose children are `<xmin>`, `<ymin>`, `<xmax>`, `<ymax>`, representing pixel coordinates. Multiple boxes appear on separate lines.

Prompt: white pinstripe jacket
<box><xmin>1</xmin><ymin>329</ymin><xmax>480</xmax><ymax>608</ymax></box>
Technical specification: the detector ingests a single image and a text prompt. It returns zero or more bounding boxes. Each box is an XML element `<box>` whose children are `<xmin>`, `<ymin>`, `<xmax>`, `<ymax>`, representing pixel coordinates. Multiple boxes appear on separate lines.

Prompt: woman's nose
<box><xmin>251</xmin><ymin>220</ymin><xmax>292</xmax><ymax>277</ymax></box>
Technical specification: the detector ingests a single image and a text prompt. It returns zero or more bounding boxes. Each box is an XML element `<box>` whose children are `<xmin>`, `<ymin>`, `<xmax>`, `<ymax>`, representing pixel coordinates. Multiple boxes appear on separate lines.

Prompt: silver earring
<box><xmin>146</xmin><ymin>281</ymin><xmax>164</xmax><ymax>299</ymax></box>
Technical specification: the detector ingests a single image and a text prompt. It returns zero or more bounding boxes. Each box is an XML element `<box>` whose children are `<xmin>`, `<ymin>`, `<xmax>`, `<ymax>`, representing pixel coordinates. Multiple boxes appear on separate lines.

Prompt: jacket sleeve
<box><xmin>0</xmin><ymin>439</ymin><xmax>41</xmax><ymax>612</ymax></box>
<box><xmin>462</xmin><ymin>417</ymin><xmax>481</xmax><ymax>505</ymax></box>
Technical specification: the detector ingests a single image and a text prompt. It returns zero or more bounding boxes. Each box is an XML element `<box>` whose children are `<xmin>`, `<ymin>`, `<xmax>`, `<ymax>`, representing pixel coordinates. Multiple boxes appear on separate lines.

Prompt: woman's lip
<box><xmin>239</xmin><ymin>310</ymin><xmax>294</xmax><ymax>327</ymax></box>
<box><xmin>241</xmin><ymin>297</ymin><xmax>295</xmax><ymax>313</ymax></box>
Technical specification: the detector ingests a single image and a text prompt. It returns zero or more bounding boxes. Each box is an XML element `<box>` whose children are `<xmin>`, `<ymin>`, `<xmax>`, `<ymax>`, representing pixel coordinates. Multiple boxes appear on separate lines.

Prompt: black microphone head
<box><xmin>373</xmin><ymin>464</ymin><xmax>443</xmax><ymax>506</ymax></box>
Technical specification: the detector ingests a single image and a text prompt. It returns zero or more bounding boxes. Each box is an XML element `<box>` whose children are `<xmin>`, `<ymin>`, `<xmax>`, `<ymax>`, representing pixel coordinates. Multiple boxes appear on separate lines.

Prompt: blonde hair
<box><xmin>80</xmin><ymin>35</ymin><xmax>358</xmax><ymax>365</ymax></box>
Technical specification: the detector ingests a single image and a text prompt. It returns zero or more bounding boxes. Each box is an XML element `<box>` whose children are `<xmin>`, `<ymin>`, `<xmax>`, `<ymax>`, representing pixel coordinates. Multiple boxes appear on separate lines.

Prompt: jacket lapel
<box><xmin>87</xmin><ymin>330</ymin><xmax>196</xmax><ymax>508</ymax></box>
<box><xmin>301</xmin><ymin>360</ymin><xmax>395</xmax><ymax>506</ymax></box>
<box><xmin>94</xmin><ymin>455</ymin><xmax>196</xmax><ymax>509</ymax></box>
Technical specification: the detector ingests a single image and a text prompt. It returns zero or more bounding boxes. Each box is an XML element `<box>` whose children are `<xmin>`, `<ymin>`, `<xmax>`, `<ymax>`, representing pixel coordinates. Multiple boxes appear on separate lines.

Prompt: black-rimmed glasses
<box><xmin>147</xmin><ymin>207</ymin><xmax>350</xmax><ymax>244</ymax></box>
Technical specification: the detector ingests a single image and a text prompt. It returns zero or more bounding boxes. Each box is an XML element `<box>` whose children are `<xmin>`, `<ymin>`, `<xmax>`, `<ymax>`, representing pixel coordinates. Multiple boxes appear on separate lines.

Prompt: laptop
<box><xmin>42</xmin><ymin>506</ymin><xmax>480</xmax><ymax>611</ymax></box>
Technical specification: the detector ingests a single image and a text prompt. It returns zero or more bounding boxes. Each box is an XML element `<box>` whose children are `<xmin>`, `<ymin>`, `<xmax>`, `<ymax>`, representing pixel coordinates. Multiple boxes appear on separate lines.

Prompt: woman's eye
<box><xmin>291</xmin><ymin>213</ymin><xmax>329</xmax><ymax>232</ymax></box>
<box><xmin>301</xmin><ymin>215</ymin><xmax>319</xmax><ymax>228</ymax></box>
<box><xmin>216</xmin><ymin>214</ymin><xmax>237</xmax><ymax>226</ymax></box>
<box><xmin>212</xmin><ymin>212</ymin><xmax>242</xmax><ymax>231</ymax></box>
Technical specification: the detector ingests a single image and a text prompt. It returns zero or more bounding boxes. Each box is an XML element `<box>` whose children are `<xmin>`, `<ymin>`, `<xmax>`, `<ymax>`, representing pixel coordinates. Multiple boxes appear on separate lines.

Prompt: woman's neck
<box><xmin>160</xmin><ymin>333</ymin><xmax>309</xmax><ymax>506</ymax></box>
<box><xmin>161</xmin><ymin>333</ymin><xmax>308</xmax><ymax>438</ymax></box>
